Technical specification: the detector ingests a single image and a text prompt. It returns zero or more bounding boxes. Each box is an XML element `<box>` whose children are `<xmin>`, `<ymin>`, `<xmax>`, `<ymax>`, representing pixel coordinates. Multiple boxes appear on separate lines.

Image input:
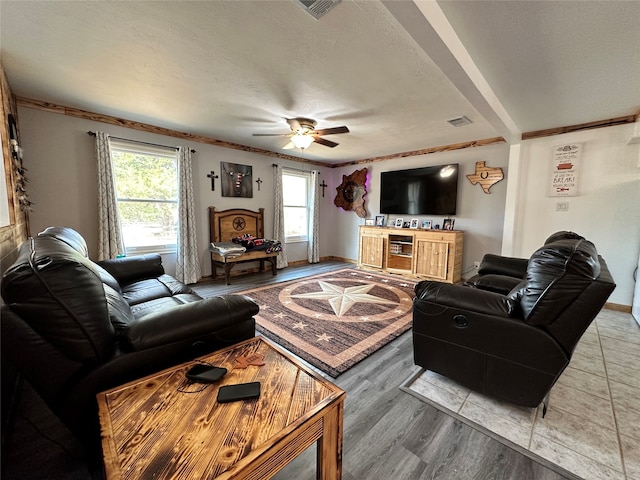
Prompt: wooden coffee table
<box><xmin>97</xmin><ymin>337</ymin><xmax>345</xmax><ymax>480</ymax></box>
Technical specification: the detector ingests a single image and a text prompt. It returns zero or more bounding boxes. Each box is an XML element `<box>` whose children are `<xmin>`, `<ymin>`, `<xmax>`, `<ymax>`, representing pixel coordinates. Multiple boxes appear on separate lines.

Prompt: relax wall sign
<box><xmin>550</xmin><ymin>143</ymin><xmax>582</xmax><ymax>197</ymax></box>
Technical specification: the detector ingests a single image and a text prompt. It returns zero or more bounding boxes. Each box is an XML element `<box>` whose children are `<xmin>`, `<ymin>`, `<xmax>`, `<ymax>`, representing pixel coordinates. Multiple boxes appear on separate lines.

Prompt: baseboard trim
<box><xmin>605</xmin><ymin>302</ymin><xmax>632</xmax><ymax>313</ymax></box>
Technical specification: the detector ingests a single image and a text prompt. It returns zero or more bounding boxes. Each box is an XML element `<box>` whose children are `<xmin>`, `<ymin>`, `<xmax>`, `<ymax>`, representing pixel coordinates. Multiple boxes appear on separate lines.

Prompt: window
<box><xmin>282</xmin><ymin>170</ymin><xmax>310</xmax><ymax>242</ymax></box>
<box><xmin>110</xmin><ymin>140</ymin><xmax>178</xmax><ymax>254</ymax></box>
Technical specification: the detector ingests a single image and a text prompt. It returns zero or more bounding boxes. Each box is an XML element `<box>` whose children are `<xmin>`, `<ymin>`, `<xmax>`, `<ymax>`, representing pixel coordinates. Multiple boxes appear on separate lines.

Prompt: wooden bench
<box><xmin>209</xmin><ymin>206</ymin><xmax>278</xmax><ymax>285</ymax></box>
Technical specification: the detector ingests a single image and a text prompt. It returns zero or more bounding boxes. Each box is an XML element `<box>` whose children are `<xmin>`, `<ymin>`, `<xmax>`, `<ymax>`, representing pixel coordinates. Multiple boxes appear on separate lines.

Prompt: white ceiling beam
<box><xmin>382</xmin><ymin>0</ymin><xmax>522</xmax><ymax>144</ymax></box>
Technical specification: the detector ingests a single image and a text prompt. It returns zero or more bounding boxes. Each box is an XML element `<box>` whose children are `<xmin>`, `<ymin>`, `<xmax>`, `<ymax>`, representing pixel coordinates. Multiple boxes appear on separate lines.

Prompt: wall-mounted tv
<box><xmin>379</xmin><ymin>164</ymin><xmax>459</xmax><ymax>215</ymax></box>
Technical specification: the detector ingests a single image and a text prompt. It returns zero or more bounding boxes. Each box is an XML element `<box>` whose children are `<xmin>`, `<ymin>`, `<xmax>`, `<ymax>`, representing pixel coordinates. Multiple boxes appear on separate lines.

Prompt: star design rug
<box><xmin>235</xmin><ymin>268</ymin><xmax>416</xmax><ymax>377</ymax></box>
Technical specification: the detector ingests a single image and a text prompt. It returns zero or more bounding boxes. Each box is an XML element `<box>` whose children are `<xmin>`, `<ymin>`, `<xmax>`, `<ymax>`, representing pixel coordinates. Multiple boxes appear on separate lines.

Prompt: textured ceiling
<box><xmin>1</xmin><ymin>0</ymin><xmax>638</xmax><ymax>164</ymax></box>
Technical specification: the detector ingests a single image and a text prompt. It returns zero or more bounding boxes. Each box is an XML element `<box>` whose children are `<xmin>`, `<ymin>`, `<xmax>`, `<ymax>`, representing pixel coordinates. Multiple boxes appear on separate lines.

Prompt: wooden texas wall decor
<box><xmin>334</xmin><ymin>167</ymin><xmax>368</xmax><ymax>218</ymax></box>
<box><xmin>466</xmin><ymin>161</ymin><xmax>504</xmax><ymax>194</ymax></box>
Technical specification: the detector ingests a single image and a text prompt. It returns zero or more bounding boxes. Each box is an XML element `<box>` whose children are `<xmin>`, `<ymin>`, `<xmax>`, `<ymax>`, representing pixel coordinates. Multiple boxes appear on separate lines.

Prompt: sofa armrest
<box><xmin>126</xmin><ymin>294</ymin><xmax>259</xmax><ymax>351</ymax></box>
<box><xmin>478</xmin><ymin>254</ymin><xmax>528</xmax><ymax>278</ymax></box>
<box><xmin>97</xmin><ymin>254</ymin><xmax>165</xmax><ymax>285</ymax></box>
<box><xmin>415</xmin><ymin>281</ymin><xmax>520</xmax><ymax>317</ymax></box>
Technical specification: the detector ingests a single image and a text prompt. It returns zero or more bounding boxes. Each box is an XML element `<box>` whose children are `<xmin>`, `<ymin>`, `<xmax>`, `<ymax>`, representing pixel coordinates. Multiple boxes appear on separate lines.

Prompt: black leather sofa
<box><xmin>412</xmin><ymin>232</ymin><xmax>615</xmax><ymax>409</ymax></box>
<box><xmin>1</xmin><ymin>227</ymin><xmax>259</xmax><ymax>443</ymax></box>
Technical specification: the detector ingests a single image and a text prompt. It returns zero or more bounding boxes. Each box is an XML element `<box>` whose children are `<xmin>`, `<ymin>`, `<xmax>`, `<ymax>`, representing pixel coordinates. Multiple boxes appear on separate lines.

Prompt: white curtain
<box><xmin>95</xmin><ymin>132</ymin><xmax>125</xmax><ymax>260</ymax></box>
<box><xmin>273</xmin><ymin>164</ymin><xmax>289</xmax><ymax>269</ymax></box>
<box><xmin>308</xmin><ymin>170</ymin><xmax>320</xmax><ymax>263</ymax></box>
<box><xmin>175</xmin><ymin>147</ymin><xmax>201</xmax><ymax>284</ymax></box>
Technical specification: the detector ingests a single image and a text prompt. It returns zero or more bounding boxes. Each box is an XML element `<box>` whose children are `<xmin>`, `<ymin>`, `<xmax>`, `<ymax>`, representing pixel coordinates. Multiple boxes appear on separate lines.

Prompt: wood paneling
<box><xmin>332</xmin><ymin>136</ymin><xmax>506</xmax><ymax>168</ymax></box>
<box><xmin>522</xmin><ymin>114</ymin><xmax>637</xmax><ymax>141</ymax></box>
<box><xmin>17</xmin><ymin>96</ymin><xmax>508</xmax><ymax>168</ymax></box>
<box><xmin>15</xmin><ymin>96</ymin><xmax>329</xmax><ymax>168</ymax></box>
<box><xmin>0</xmin><ymin>64</ymin><xmax>28</xmax><ymax>278</ymax></box>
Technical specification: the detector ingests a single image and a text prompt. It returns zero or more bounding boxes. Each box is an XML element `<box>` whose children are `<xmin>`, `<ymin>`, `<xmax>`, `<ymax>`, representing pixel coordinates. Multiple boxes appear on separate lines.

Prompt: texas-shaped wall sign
<box><xmin>466</xmin><ymin>161</ymin><xmax>504</xmax><ymax>194</ymax></box>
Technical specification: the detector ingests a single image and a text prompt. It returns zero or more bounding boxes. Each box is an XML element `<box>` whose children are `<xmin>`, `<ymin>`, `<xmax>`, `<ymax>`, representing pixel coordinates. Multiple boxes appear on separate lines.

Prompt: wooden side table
<box><xmin>98</xmin><ymin>337</ymin><xmax>345</xmax><ymax>480</ymax></box>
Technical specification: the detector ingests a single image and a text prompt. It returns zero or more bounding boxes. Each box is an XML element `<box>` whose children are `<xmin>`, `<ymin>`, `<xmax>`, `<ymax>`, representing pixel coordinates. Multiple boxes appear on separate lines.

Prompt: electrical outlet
<box><xmin>474</xmin><ymin>261</ymin><xmax>480</xmax><ymax>269</ymax></box>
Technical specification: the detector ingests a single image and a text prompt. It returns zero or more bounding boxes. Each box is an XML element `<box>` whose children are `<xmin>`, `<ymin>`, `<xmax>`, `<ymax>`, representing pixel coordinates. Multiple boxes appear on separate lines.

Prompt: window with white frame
<box><xmin>110</xmin><ymin>140</ymin><xmax>179</xmax><ymax>254</ymax></box>
<box><xmin>282</xmin><ymin>170</ymin><xmax>311</xmax><ymax>242</ymax></box>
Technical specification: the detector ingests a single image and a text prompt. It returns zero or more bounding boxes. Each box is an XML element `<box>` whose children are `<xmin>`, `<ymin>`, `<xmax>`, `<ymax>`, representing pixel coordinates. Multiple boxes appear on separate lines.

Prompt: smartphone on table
<box><xmin>185</xmin><ymin>364</ymin><xmax>227</xmax><ymax>383</ymax></box>
<box><xmin>216</xmin><ymin>382</ymin><xmax>261</xmax><ymax>403</ymax></box>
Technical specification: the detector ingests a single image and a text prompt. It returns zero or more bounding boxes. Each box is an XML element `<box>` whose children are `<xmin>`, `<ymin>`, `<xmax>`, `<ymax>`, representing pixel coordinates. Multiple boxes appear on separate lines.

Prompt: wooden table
<box><xmin>98</xmin><ymin>337</ymin><xmax>345</xmax><ymax>480</ymax></box>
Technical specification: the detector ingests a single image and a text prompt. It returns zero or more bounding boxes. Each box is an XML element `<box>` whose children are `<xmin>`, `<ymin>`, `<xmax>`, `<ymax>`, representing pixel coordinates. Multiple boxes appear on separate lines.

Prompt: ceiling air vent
<box><xmin>447</xmin><ymin>116</ymin><xmax>473</xmax><ymax>127</ymax></box>
<box><xmin>296</xmin><ymin>0</ymin><xmax>341</xmax><ymax>19</ymax></box>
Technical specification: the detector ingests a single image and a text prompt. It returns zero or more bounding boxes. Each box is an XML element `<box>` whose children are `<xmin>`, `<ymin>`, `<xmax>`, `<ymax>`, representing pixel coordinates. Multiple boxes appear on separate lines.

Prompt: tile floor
<box><xmin>404</xmin><ymin>309</ymin><xmax>640</xmax><ymax>480</ymax></box>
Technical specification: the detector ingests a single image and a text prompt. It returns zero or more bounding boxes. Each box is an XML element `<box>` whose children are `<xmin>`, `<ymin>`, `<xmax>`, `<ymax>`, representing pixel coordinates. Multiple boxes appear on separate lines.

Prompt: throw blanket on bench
<box><xmin>232</xmin><ymin>234</ymin><xmax>282</xmax><ymax>254</ymax></box>
<box><xmin>209</xmin><ymin>242</ymin><xmax>246</xmax><ymax>258</ymax></box>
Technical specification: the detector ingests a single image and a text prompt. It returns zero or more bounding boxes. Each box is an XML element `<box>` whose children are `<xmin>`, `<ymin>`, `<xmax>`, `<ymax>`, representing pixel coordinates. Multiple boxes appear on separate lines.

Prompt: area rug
<box><xmin>401</xmin><ymin>309</ymin><xmax>640</xmax><ymax>480</ymax></box>
<box><xmin>236</xmin><ymin>268</ymin><xmax>416</xmax><ymax>377</ymax></box>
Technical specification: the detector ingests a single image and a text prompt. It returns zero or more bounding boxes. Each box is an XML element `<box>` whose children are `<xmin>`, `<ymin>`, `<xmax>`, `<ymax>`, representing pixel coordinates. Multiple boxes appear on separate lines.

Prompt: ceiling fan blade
<box><xmin>252</xmin><ymin>133</ymin><xmax>292</xmax><ymax>137</ymax></box>
<box><xmin>312</xmin><ymin>126</ymin><xmax>349</xmax><ymax>136</ymax></box>
<box><xmin>286</xmin><ymin>118</ymin><xmax>302</xmax><ymax>132</ymax></box>
<box><xmin>313</xmin><ymin>136</ymin><xmax>339</xmax><ymax>148</ymax></box>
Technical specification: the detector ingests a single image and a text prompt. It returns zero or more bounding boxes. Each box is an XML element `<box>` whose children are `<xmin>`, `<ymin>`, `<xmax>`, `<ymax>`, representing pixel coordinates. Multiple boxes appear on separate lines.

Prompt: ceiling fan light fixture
<box><xmin>291</xmin><ymin>134</ymin><xmax>314</xmax><ymax>149</ymax></box>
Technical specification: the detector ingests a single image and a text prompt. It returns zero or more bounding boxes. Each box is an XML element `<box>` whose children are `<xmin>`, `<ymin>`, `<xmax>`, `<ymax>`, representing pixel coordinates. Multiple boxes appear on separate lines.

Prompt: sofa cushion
<box><xmin>478</xmin><ymin>254</ymin><xmax>528</xmax><ymax>278</ymax></box>
<box><xmin>104</xmin><ymin>284</ymin><xmax>135</xmax><ymax>335</ymax></box>
<box><xmin>1</xmin><ymin>236</ymin><xmax>115</xmax><ymax>364</ymax></box>
<box><xmin>98</xmin><ymin>254</ymin><xmax>165</xmax><ymax>285</ymax></box>
<box><xmin>94</xmin><ymin>263</ymin><xmax>122</xmax><ymax>294</ymax></box>
<box><xmin>130</xmin><ymin>294</ymin><xmax>203</xmax><ymax>319</ymax></box>
<box><xmin>520</xmin><ymin>238</ymin><xmax>600</xmax><ymax>325</ymax></box>
<box><xmin>544</xmin><ymin>230</ymin><xmax>584</xmax><ymax>245</ymax></box>
<box><xmin>38</xmin><ymin>226</ymin><xmax>89</xmax><ymax>257</ymax></box>
<box><xmin>473</xmin><ymin>274</ymin><xmax>523</xmax><ymax>295</ymax></box>
<box><xmin>121</xmin><ymin>275</ymin><xmax>197</xmax><ymax>306</ymax></box>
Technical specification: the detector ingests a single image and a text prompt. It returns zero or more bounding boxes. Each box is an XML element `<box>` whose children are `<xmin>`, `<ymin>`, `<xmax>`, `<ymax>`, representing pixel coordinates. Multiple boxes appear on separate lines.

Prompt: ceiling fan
<box><xmin>253</xmin><ymin>117</ymin><xmax>349</xmax><ymax>149</ymax></box>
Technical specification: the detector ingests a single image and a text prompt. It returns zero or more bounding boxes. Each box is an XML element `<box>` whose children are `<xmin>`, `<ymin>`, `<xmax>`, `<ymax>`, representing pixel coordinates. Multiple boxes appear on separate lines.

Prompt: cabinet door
<box><xmin>415</xmin><ymin>240</ymin><xmax>449</xmax><ymax>279</ymax></box>
<box><xmin>360</xmin><ymin>234</ymin><xmax>385</xmax><ymax>268</ymax></box>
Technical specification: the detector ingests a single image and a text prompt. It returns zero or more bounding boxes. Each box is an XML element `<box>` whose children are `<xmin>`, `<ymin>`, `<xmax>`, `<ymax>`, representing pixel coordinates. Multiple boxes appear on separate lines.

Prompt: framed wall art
<box><xmin>221</xmin><ymin>162</ymin><xmax>253</xmax><ymax>198</ymax></box>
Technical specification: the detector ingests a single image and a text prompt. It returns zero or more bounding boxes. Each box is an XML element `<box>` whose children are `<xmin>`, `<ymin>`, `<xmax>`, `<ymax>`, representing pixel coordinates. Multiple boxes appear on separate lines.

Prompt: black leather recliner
<box><xmin>1</xmin><ymin>227</ymin><xmax>259</xmax><ymax>443</ymax></box>
<box><xmin>412</xmin><ymin>232</ymin><xmax>615</xmax><ymax>408</ymax></box>
<box><xmin>465</xmin><ymin>231</ymin><xmax>585</xmax><ymax>295</ymax></box>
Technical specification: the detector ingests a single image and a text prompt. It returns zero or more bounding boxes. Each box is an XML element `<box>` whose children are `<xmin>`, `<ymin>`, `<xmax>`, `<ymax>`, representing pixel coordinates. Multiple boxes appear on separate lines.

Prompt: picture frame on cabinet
<box><xmin>365</xmin><ymin>219</ymin><xmax>375</xmax><ymax>226</ymax></box>
<box><xmin>375</xmin><ymin>215</ymin><xmax>386</xmax><ymax>227</ymax></box>
<box><xmin>395</xmin><ymin>218</ymin><xmax>404</xmax><ymax>228</ymax></box>
<box><xmin>443</xmin><ymin>218</ymin><xmax>455</xmax><ymax>230</ymax></box>
<box><xmin>422</xmin><ymin>220</ymin><xmax>432</xmax><ymax>229</ymax></box>
<box><xmin>410</xmin><ymin>218</ymin><xmax>419</xmax><ymax>229</ymax></box>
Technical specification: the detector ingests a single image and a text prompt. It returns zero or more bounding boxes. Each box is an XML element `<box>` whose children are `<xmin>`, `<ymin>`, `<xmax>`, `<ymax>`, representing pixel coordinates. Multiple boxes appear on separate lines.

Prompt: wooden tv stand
<box><xmin>358</xmin><ymin>226</ymin><xmax>463</xmax><ymax>283</ymax></box>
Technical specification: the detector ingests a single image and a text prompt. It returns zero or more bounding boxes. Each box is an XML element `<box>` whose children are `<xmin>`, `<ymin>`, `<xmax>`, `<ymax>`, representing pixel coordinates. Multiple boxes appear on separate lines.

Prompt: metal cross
<box><xmin>320</xmin><ymin>180</ymin><xmax>328</xmax><ymax>197</ymax></box>
<box><xmin>207</xmin><ymin>170</ymin><xmax>219</xmax><ymax>191</ymax></box>
<box><xmin>256</xmin><ymin>177</ymin><xmax>263</xmax><ymax>191</ymax></box>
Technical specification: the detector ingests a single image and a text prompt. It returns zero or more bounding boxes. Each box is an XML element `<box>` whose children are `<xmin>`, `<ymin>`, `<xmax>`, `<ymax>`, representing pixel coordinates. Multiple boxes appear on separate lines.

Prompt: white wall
<box><xmin>17</xmin><ymin>107</ymin><xmax>331</xmax><ymax>277</ymax></box>
<box><xmin>18</xmin><ymin>106</ymin><xmax>638</xmax><ymax>306</ymax></box>
<box><xmin>508</xmin><ymin>123</ymin><xmax>640</xmax><ymax>306</ymax></box>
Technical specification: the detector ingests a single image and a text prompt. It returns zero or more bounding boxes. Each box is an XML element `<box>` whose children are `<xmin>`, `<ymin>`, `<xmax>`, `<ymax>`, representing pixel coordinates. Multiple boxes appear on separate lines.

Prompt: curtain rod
<box><xmin>87</xmin><ymin>131</ymin><xmax>196</xmax><ymax>153</ymax></box>
<box><xmin>272</xmin><ymin>163</ymin><xmax>319</xmax><ymax>174</ymax></box>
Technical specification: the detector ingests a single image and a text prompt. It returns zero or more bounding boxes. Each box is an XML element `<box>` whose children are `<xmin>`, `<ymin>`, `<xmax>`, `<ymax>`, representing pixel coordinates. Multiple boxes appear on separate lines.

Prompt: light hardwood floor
<box><xmin>2</xmin><ymin>261</ymin><xmax>570</xmax><ymax>480</ymax></box>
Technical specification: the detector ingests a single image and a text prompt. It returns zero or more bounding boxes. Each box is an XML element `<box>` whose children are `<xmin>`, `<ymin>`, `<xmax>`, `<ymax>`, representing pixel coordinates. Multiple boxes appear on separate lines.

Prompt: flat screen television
<box><xmin>379</xmin><ymin>164</ymin><xmax>459</xmax><ymax>215</ymax></box>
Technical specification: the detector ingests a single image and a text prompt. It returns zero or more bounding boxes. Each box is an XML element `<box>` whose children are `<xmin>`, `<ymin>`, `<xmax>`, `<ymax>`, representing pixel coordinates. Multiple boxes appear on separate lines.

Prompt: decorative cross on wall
<box><xmin>207</xmin><ymin>170</ymin><xmax>219</xmax><ymax>191</ymax></box>
<box><xmin>256</xmin><ymin>177</ymin><xmax>263</xmax><ymax>191</ymax></box>
<box><xmin>320</xmin><ymin>180</ymin><xmax>328</xmax><ymax>198</ymax></box>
